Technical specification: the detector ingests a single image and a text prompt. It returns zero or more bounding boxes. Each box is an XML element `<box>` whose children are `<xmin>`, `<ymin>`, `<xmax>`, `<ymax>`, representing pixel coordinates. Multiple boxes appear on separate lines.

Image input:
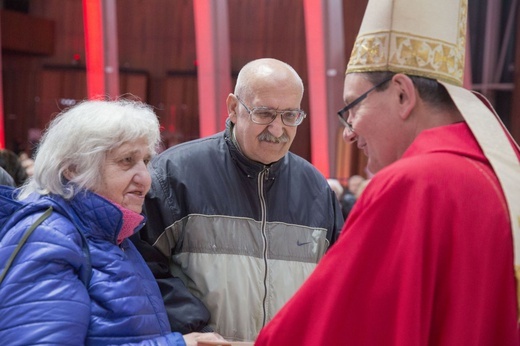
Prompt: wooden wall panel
<box><xmin>117</xmin><ymin>0</ymin><xmax>196</xmax><ymax>76</ymax></box>
<box><xmin>120</xmin><ymin>72</ymin><xmax>148</xmax><ymax>102</ymax></box>
<box><xmin>0</xmin><ymin>9</ymin><xmax>54</xmax><ymax>55</ymax></box>
<box><xmin>30</xmin><ymin>0</ymin><xmax>85</xmax><ymax>66</ymax></box>
<box><xmin>162</xmin><ymin>75</ymin><xmax>199</xmax><ymax>147</ymax></box>
<box><xmin>7</xmin><ymin>0</ymin><xmax>316</xmax><ymax>158</ymax></box>
<box><xmin>4</xmin><ymin>0</ymin><xmax>512</xmax><ymax>174</ymax></box>
<box><xmin>227</xmin><ymin>0</ymin><xmax>310</xmax><ymax>160</ymax></box>
<box><xmin>38</xmin><ymin>69</ymin><xmax>87</xmax><ymax>129</ymax></box>
<box><xmin>37</xmin><ymin>68</ymin><xmax>148</xmax><ymax>135</ymax></box>
<box><xmin>228</xmin><ymin>0</ymin><xmax>308</xmax><ymax>71</ymax></box>
<box><xmin>2</xmin><ymin>54</ymin><xmax>40</xmax><ymax>153</ymax></box>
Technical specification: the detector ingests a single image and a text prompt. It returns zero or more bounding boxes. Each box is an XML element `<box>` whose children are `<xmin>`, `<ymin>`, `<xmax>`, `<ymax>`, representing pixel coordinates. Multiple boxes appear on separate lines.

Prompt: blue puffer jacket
<box><xmin>0</xmin><ymin>186</ymin><xmax>185</xmax><ymax>346</ymax></box>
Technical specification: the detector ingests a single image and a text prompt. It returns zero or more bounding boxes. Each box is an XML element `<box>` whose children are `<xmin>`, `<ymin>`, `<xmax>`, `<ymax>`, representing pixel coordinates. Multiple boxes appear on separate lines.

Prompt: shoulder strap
<box><xmin>0</xmin><ymin>206</ymin><xmax>92</xmax><ymax>287</ymax></box>
<box><xmin>0</xmin><ymin>206</ymin><xmax>53</xmax><ymax>285</ymax></box>
<box><xmin>76</xmin><ymin>225</ymin><xmax>92</xmax><ymax>286</ymax></box>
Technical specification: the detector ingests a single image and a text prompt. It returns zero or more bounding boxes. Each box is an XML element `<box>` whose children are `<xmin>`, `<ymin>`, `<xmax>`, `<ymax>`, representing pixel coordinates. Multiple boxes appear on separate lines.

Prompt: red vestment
<box><xmin>256</xmin><ymin>123</ymin><xmax>519</xmax><ymax>345</ymax></box>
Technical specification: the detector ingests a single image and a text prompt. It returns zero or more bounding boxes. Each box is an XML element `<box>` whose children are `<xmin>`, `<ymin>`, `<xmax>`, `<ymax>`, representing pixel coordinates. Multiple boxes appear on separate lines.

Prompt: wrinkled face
<box><xmin>342</xmin><ymin>74</ymin><xmax>399</xmax><ymax>174</ymax></box>
<box><xmin>230</xmin><ymin>90</ymin><xmax>301</xmax><ymax>165</ymax></box>
<box><xmin>94</xmin><ymin>138</ymin><xmax>152</xmax><ymax>213</ymax></box>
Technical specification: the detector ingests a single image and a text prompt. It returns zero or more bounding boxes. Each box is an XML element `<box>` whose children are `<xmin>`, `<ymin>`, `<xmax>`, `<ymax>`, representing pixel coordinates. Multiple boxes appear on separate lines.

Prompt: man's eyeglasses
<box><xmin>337</xmin><ymin>77</ymin><xmax>393</xmax><ymax>132</ymax></box>
<box><xmin>236</xmin><ymin>96</ymin><xmax>306</xmax><ymax>127</ymax></box>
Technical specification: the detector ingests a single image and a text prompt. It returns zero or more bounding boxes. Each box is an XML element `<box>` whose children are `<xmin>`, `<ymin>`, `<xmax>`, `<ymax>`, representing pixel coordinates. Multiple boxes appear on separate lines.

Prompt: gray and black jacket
<box><xmin>134</xmin><ymin>119</ymin><xmax>343</xmax><ymax>341</ymax></box>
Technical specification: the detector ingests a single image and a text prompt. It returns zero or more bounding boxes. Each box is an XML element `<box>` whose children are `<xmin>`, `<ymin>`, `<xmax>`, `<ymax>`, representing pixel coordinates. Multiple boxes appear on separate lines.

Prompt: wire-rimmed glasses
<box><xmin>236</xmin><ymin>96</ymin><xmax>306</xmax><ymax>127</ymax></box>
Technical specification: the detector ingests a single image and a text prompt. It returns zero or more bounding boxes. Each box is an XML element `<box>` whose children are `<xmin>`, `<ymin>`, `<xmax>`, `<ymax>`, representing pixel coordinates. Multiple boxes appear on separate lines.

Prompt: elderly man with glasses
<box><xmin>132</xmin><ymin>58</ymin><xmax>344</xmax><ymax>342</ymax></box>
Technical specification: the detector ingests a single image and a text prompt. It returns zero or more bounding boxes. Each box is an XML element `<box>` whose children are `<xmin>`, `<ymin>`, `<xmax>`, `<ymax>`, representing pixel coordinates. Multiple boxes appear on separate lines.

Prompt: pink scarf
<box><xmin>114</xmin><ymin>204</ymin><xmax>144</xmax><ymax>244</ymax></box>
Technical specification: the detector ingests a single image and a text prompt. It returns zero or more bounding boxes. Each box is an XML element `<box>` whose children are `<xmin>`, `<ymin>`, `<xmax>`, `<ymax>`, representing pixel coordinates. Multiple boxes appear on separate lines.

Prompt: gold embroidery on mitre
<box><xmin>347</xmin><ymin>0</ymin><xmax>467</xmax><ymax>86</ymax></box>
<box><xmin>348</xmin><ymin>31</ymin><xmax>464</xmax><ymax>85</ymax></box>
<box><xmin>349</xmin><ymin>34</ymin><xmax>388</xmax><ymax>67</ymax></box>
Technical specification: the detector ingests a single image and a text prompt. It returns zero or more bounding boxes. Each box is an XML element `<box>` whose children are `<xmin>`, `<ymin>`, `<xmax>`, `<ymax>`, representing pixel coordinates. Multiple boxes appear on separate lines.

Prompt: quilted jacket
<box><xmin>0</xmin><ymin>186</ymin><xmax>185</xmax><ymax>346</ymax></box>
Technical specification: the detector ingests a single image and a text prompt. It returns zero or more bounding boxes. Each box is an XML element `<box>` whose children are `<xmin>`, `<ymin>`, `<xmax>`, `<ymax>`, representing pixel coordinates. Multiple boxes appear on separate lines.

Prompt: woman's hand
<box><xmin>182</xmin><ymin>332</ymin><xmax>227</xmax><ymax>346</ymax></box>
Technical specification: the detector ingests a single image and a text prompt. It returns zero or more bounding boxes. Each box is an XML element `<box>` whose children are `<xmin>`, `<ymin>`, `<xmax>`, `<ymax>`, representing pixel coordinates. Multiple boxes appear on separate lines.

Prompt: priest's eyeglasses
<box><xmin>236</xmin><ymin>96</ymin><xmax>306</xmax><ymax>127</ymax></box>
<box><xmin>337</xmin><ymin>77</ymin><xmax>393</xmax><ymax>132</ymax></box>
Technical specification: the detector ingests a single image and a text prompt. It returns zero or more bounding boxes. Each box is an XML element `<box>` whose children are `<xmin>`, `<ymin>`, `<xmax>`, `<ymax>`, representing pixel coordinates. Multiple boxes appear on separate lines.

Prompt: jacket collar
<box><xmin>402</xmin><ymin>122</ymin><xmax>486</xmax><ymax>163</ymax></box>
<box><xmin>11</xmin><ymin>189</ymin><xmax>146</xmax><ymax>245</ymax></box>
<box><xmin>224</xmin><ymin>118</ymin><xmax>285</xmax><ymax>180</ymax></box>
<box><xmin>66</xmin><ymin>190</ymin><xmax>146</xmax><ymax>244</ymax></box>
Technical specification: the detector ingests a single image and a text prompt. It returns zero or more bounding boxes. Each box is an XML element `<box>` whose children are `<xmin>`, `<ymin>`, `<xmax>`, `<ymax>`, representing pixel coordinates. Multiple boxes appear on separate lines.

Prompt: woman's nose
<box><xmin>134</xmin><ymin>161</ymin><xmax>152</xmax><ymax>189</ymax></box>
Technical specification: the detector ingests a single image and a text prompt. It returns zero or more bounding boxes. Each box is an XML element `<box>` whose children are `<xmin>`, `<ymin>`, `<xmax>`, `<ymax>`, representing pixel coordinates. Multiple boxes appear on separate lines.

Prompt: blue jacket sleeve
<box><xmin>0</xmin><ymin>222</ymin><xmax>91</xmax><ymax>344</ymax></box>
<box><xmin>130</xmin><ymin>230</ymin><xmax>213</xmax><ymax>334</ymax></box>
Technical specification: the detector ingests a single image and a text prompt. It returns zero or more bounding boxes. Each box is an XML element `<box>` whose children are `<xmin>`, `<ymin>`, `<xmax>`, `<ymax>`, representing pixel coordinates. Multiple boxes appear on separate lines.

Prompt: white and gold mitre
<box><xmin>346</xmin><ymin>0</ymin><xmax>467</xmax><ymax>86</ymax></box>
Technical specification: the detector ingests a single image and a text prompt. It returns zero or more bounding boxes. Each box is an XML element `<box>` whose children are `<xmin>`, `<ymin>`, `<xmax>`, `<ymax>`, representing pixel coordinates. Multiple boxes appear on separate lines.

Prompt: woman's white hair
<box><xmin>17</xmin><ymin>99</ymin><xmax>160</xmax><ymax>200</ymax></box>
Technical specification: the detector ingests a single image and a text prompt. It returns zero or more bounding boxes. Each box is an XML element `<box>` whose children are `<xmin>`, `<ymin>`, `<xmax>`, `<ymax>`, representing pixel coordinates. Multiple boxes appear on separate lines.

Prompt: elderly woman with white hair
<box><xmin>0</xmin><ymin>99</ymin><xmax>221</xmax><ymax>345</ymax></box>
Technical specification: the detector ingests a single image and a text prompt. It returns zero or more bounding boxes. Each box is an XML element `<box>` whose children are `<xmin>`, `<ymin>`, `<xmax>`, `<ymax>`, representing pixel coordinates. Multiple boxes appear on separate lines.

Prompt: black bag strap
<box><xmin>76</xmin><ymin>224</ymin><xmax>92</xmax><ymax>286</ymax></box>
<box><xmin>0</xmin><ymin>206</ymin><xmax>91</xmax><ymax>286</ymax></box>
<box><xmin>0</xmin><ymin>206</ymin><xmax>53</xmax><ymax>285</ymax></box>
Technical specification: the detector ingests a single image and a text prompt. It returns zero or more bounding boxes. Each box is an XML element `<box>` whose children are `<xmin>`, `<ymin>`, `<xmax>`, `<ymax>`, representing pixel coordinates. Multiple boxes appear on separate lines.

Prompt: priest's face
<box><xmin>341</xmin><ymin>73</ymin><xmax>403</xmax><ymax>174</ymax></box>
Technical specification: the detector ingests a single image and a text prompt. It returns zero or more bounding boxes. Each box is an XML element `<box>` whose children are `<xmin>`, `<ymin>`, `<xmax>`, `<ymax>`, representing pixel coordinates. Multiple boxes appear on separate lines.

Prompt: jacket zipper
<box><xmin>258</xmin><ymin>166</ymin><xmax>269</xmax><ymax>327</ymax></box>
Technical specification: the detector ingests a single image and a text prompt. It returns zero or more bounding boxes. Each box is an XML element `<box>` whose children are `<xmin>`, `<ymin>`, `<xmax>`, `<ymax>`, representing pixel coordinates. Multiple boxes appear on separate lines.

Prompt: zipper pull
<box><xmin>263</xmin><ymin>167</ymin><xmax>270</xmax><ymax>180</ymax></box>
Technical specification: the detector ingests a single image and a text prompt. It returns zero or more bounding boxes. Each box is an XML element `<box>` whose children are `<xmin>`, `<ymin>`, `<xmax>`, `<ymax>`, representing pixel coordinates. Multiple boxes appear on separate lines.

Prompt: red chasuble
<box><xmin>256</xmin><ymin>123</ymin><xmax>519</xmax><ymax>345</ymax></box>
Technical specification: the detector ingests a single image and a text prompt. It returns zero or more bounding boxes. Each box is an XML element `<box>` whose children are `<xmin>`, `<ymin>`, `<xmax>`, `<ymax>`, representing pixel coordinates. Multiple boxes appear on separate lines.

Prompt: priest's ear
<box><xmin>392</xmin><ymin>74</ymin><xmax>417</xmax><ymax>120</ymax></box>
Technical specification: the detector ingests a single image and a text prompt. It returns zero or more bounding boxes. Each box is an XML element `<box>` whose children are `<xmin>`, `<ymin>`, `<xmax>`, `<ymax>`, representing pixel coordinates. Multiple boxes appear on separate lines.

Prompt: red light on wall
<box><xmin>83</xmin><ymin>0</ymin><xmax>105</xmax><ymax>99</ymax></box>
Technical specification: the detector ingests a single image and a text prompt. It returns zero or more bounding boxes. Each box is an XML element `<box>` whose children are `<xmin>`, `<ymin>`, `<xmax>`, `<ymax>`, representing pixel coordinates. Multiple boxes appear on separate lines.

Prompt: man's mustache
<box><xmin>258</xmin><ymin>130</ymin><xmax>290</xmax><ymax>143</ymax></box>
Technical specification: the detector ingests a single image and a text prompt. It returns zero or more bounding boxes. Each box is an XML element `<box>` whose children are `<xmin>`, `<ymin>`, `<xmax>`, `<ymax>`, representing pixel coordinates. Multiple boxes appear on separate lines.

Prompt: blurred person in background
<box><xmin>0</xmin><ymin>166</ymin><xmax>14</xmax><ymax>186</ymax></box>
<box><xmin>18</xmin><ymin>151</ymin><xmax>35</xmax><ymax>178</ymax></box>
<box><xmin>340</xmin><ymin>174</ymin><xmax>366</xmax><ymax>219</ymax></box>
<box><xmin>0</xmin><ymin>149</ymin><xmax>28</xmax><ymax>187</ymax></box>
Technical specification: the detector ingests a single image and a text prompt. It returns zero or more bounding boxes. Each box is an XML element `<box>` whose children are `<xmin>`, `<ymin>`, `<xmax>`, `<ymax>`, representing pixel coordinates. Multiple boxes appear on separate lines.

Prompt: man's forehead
<box><xmin>343</xmin><ymin>74</ymin><xmax>370</xmax><ymax>99</ymax></box>
<box><xmin>344</xmin><ymin>73</ymin><xmax>370</xmax><ymax>87</ymax></box>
